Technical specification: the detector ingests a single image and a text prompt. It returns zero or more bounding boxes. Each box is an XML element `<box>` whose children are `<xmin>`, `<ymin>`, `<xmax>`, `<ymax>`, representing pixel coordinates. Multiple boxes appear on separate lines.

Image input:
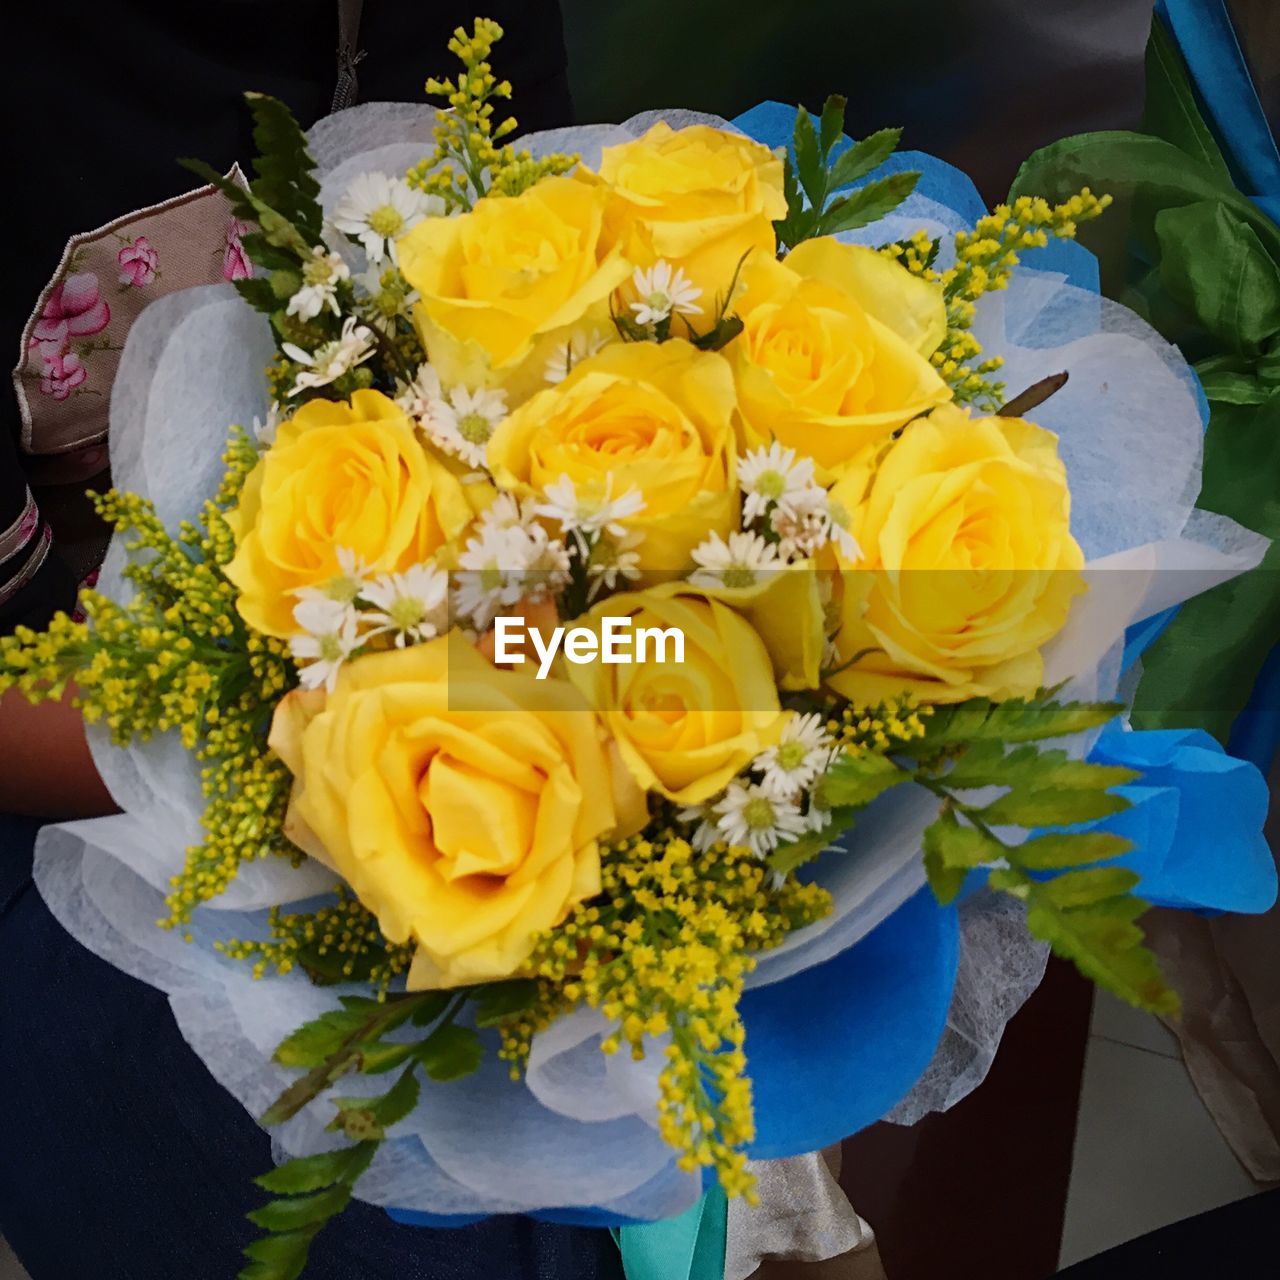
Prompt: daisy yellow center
<box><xmin>389</xmin><ymin>596</ymin><xmax>427</xmax><ymax>629</ymax></box>
<box><xmin>368</xmin><ymin>204</ymin><xmax>406</xmax><ymax>238</ymax></box>
<box><xmin>479</xmin><ymin>566</ymin><xmax>505</xmax><ymax>592</ymax></box>
<box><xmin>458</xmin><ymin>412</ymin><xmax>494</xmax><ymax>445</ymax></box>
<box><xmin>776</xmin><ymin>740</ymin><xmax>808</xmax><ymax>771</ymax></box>
<box><xmin>721</xmin><ymin>564</ymin><xmax>757</xmax><ymax>589</ymax></box>
<box><xmin>325</xmin><ymin>575</ymin><xmax>361</xmax><ymax>605</ymax></box>
<box><xmin>318</xmin><ymin>633</ymin><xmax>344</xmax><ymax>662</ymax></box>
<box><xmin>303</xmin><ymin>257</ymin><xmax>337</xmax><ymax>286</ymax></box>
<box><xmin>646</xmin><ymin>290</ymin><xmax>671</xmax><ymax>311</ymax></box>
<box><xmin>742</xmin><ymin>795</ymin><xmax>777</xmax><ymax>831</ymax></box>
<box><xmin>756</xmin><ymin>469</ymin><xmax>787</xmax><ymax>500</ymax></box>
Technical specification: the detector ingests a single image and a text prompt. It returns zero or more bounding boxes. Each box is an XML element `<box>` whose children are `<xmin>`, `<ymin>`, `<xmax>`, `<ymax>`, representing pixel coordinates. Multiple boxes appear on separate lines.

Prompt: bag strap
<box><xmin>331</xmin><ymin>0</ymin><xmax>367</xmax><ymax>112</ymax></box>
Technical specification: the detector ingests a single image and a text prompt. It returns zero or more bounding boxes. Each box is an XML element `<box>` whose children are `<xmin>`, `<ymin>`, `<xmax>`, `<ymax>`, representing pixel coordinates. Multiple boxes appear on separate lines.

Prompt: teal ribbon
<box><xmin>614</xmin><ymin>1185</ymin><xmax>728</xmax><ymax>1280</ymax></box>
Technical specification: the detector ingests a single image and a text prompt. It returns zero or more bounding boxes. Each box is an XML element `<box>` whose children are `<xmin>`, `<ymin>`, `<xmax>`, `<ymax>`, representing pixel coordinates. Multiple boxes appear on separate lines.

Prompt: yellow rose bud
<box><xmin>729</xmin><ymin>242</ymin><xmax>951</xmax><ymax>471</ymax></box>
<box><xmin>268</xmin><ymin>634</ymin><xmax>643</xmax><ymax>987</ymax></box>
<box><xmin>592</xmin><ymin>122</ymin><xmax>787</xmax><ymax>306</ymax></box>
<box><xmin>825</xmin><ymin>405</ymin><xmax>1085</xmax><ymax>704</ymax></box>
<box><xmin>487</xmin><ymin>339</ymin><xmax>739</xmax><ymax>576</ymax></box>
<box><xmin>567</xmin><ymin>584</ymin><xmax>786</xmax><ymax>804</ymax></box>
<box><xmin>397</xmin><ymin>176</ymin><xmax>632</xmax><ymax>401</ymax></box>
<box><xmin>225</xmin><ymin>390</ymin><xmax>481</xmax><ymax>637</ymax></box>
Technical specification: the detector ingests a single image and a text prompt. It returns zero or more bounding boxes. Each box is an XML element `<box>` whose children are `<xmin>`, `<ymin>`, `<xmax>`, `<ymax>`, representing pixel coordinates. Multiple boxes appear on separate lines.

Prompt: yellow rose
<box><xmin>566</xmin><ymin>584</ymin><xmax>785</xmax><ymax>804</ymax></box>
<box><xmin>397</xmin><ymin>176</ymin><xmax>632</xmax><ymax>400</ymax></box>
<box><xmin>825</xmin><ymin>405</ymin><xmax>1084</xmax><ymax>705</ymax></box>
<box><xmin>593</xmin><ymin>121</ymin><xmax>787</xmax><ymax>306</ymax></box>
<box><xmin>268</xmin><ymin>634</ymin><xmax>643</xmax><ymax>988</ymax></box>
<box><xmin>225</xmin><ymin>390</ymin><xmax>479</xmax><ymax>637</ymax></box>
<box><xmin>730</xmin><ymin>239</ymin><xmax>950</xmax><ymax>471</ymax></box>
<box><xmin>487</xmin><ymin>339</ymin><xmax>738</xmax><ymax>575</ymax></box>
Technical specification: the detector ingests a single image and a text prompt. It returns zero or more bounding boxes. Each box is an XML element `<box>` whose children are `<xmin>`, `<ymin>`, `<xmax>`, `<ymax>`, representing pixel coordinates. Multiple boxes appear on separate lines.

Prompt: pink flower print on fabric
<box><xmin>223</xmin><ymin>219</ymin><xmax>253</xmax><ymax>281</ymax></box>
<box><xmin>118</xmin><ymin>236</ymin><xmax>159</xmax><ymax>287</ymax></box>
<box><xmin>39</xmin><ymin>350</ymin><xmax>87</xmax><ymax>400</ymax></box>
<box><xmin>32</xmin><ymin>273</ymin><xmax>110</xmax><ymax>348</ymax></box>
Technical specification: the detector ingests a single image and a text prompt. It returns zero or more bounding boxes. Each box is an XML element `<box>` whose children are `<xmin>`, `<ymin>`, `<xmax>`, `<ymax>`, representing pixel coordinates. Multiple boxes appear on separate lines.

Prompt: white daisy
<box><xmin>770</xmin><ymin>488</ymin><xmax>862</xmax><ymax>563</ymax></box>
<box><xmin>689</xmin><ymin>529</ymin><xmax>781</xmax><ymax>590</ymax></box>
<box><xmin>251</xmin><ymin>401</ymin><xmax>282</xmax><ymax>449</ymax></box>
<box><xmin>533</xmin><ymin>476</ymin><xmax>646</xmax><ymax>555</ymax></box>
<box><xmin>738</xmin><ymin>442</ymin><xmax>816</xmax><ymax>524</ymax></box>
<box><xmin>753</xmin><ymin>712</ymin><xmax>835</xmax><ymax>793</ymax></box>
<box><xmin>292</xmin><ymin>547</ymin><xmax>371</xmax><ymax>609</ymax></box>
<box><xmin>711</xmin><ymin>779</ymin><xmax>807</xmax><ymax>859</ymax></box>
<box><xmin>629</xmin><ymin>260</ymin><xmax>703</xmax><ymax>327</ymax></box>
<box><xmin>586</xmin><ymin>529</ymin><xmax>643</xmax><ymax>599</ymax></box>
<box><xmin>544</xmin><ymin>329</ymin><xmax>608</xmax><ymax>383</ymax></box>
<box><xmin>355</xmin><ymin>265</ymin><xmax>420</xmax><ymax>335</ymax></box>
<box><xmin>359</xmin><ymin>563</ymin><xmax>449</xmax><ymax>647</ymax></box>
<box><xmin>289</xmin><ymin>597</ymin><xmax>360</xmax><ymax>692</ymax></box>
<box><xmin>677</xmin><ymin>802</ymin><xmax>722</xmax><ymax>853</ymax></box>
<box><xmin>453</xmin><ymin>517</ymin><xmax>569</xmax><ymax>629</ymax></box>
<box><xmin>283</xmin><ymin>317</ymin><xmax>376</xmax><ymax>396</ymax></box>
<box><xmin>430</xmin><ymin>385</ymin><xmax>508</xmax><ymax>469</ymax></box>
<box><xmin>285</xmin><ymin>247</ymin><xmax>351</xmax><ymax>321</ymax></box>
<box><xmin>331</xmin><ymin>172</ymin><xmax>440</xmax><ymax>265</ymax></box>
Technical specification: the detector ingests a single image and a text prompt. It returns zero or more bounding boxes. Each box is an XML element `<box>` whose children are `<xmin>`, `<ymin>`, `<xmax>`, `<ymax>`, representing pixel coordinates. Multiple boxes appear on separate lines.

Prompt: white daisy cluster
<box><xmin>682</xmin><ymin>712</ymin><xmax>842</xmax><ymax>861</ymax></box>
<box><xmin>288</xmin><ymin>549</ymin><xmax>449</xmax><ymax>691</ymax></box>
<box><xmin>532</xmin><ymin>476</ymin><xmax>646</xmax><ymax>601</ymax></box>
<box><xmin>283</xmin><ymin>316</ymin><xmax>375</xmax><ymax>397</ymax></box>
<box><xmin>395</xmin><ymin>365</ymin><xmax>508</xmax><ymax>472</ymax></box>
<box><xmin>737</xmin><ymin>442</ymin><xmax>861</xmax><ymax>562</ymax></box>
<box><xmin>286</xmin><ymin>246</ymin><xmax>350</xmax><ymax>322</ymax></box>
<box><xmin>453</xmin><ymin>495</ymin><xmax>572</xmax><ymax>630</ymax></box>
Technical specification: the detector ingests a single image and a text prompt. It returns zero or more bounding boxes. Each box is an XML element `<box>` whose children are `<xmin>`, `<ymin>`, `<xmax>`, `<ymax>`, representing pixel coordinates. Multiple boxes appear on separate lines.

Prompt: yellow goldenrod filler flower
<box><xmin>0</xmin><ymin>430</ymin><xmax>298</xmax><ymax>932</ymax></box>
<box><xmin>406</xmin><ymin>18</ymin><xmax>577</xmax><ymax>210</ymax></box>
<box><xmin>511</xmin><ymin>828</ymin><xmax>831</xmax><ymax>1201</ymax></box>
<box><xmin>883</xmin><ymin>189</ymin><xmax>1111</xmax><ymax>408</ymax></box>
<box><xmin>824</xmin><ymin>405</ymin><xmax>1085</xmax><ymax>705</ymax></box>
<box><xmin>219</xmin><ymin>886</ymin><xmax>415</xmax><ymax>990</ymax></box>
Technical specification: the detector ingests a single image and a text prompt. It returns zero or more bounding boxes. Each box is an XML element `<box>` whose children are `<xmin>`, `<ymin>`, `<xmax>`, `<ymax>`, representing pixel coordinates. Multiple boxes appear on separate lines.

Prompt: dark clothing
<box><xmin>0</xmin><ymin>816</ymin><xmax>625</xmax><ymax>1279</ymax></box>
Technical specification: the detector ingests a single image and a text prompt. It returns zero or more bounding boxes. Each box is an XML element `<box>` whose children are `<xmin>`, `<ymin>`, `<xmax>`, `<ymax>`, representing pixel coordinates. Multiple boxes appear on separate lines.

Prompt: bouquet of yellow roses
<box><xmin>5</xmin><ymin>18</ymin><xmax>1274</xmax><ymax>1279</ymax></box>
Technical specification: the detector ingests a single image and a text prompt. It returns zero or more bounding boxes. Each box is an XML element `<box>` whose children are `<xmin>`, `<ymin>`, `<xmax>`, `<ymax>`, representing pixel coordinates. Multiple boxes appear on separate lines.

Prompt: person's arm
<box><xmin>0</xmin><ymin>687</ymin><xmax>116</xmax><ymax>819</ymax></box>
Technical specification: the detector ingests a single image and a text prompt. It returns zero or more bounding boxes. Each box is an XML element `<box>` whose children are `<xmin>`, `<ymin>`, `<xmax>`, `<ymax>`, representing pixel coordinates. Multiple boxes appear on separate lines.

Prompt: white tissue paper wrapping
<box><xmin>33</xmin><ymin>105</ymin><xmax>1269</xmax><ymax>1228</ymax></box>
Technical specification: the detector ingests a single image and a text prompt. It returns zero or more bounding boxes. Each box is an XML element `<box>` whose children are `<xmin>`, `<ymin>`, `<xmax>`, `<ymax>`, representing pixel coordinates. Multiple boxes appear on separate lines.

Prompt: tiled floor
<box><xmin>1058</xmin><ymin>990</ymin><xmax>1264</xmax><ymax>1268</ymax></box>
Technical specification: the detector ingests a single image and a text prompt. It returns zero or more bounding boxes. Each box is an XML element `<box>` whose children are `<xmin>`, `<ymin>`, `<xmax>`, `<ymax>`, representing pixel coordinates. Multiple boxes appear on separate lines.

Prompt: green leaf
<box><xmin>409</xmin><ymin>991</ymin><xmax>453</xmax><ymax>1026</ymax></box>
<box><xmin>1156</xmin><ymin>202</ymin><xmax>1280</xmax><ymax>352</ymax></box>
<box><xmin>1009</xmin><ymin>831</ymin><xmax>1133</xmax><ymax>870</ymax></box>
<box><xmin>370</xmin><ymin>1065</ymin><xmax>421</xmax><ymax>1127</ymax></box>
<box><xmin>474</xmin><ymin>979</ymin><xmax>541</xmax><ymax>1028</ymax></box>
<box><xmin>923</xmin><ymin>808</ymin><xmax>1002</xmax><ymax>905</ymax></box>
<box><xmin>981</xmin><ymin>786</ymin><xmax>1129</xmax><ymax>829</ymax></box>
<box><xmin>1142</xmin><ymin>19</ymin><xmax>1232</xmax><ymax>183</ymax></box>
<box><xmin>247</xmin><ymin>1185</ymin><xmax>351</xmax><ymax>1233</ymax></box>
<box><xmin>792</xmin><ymin>105</ymin><xmax>826</xmax><ymax>213</ymax></box>
<box><xmin>944</xmin><ymin>742</ymin><xmax>1138</xmax><ymax>791</ymax></box>
<box><xmin>241</xmin><ymin>1230</ymin><xmax>316</xmax><ymax>1280</ymax></box>
<box><xmin>818</xmin><ymin>95</ymin><xmax>847</xmax><ymax>160</ymax></box>
<box><xmin>1023</xmin><ymin>885</ymin><xmax>1179</xmax><ymax>1015</ymax></box>
<box><xmin>357</xmin><ymin>1041</ymin><xmax>419</xmax><ymax>1075</ymax></box>
<box><xmin>1195</xmin><ymin>370</ymin><xmax>1275</xmax><ymax>405</ymax></box>
<box><xmin>819</xmin><ymin>171</ymin><xmax>919</xmax><ymax>235</ymax></box>
<box><xmin>768</xmin><ymin>806</ymin><xmax>858</xmax><ymax>876</ymax></box>
<box><xmin>907</xmin><ymin>695</ymin><xmax>1122</xmax><ymax>751</ymax></box>
<box><xmin>828</xmin><ymin>128</ymin><xmax>902</xmax><ymax>191</ymax></box>
<box><xmin>820</xmin><ymin>751</ymin><xmax>908</xmax><ymax>808</ymax></box>
<box><xmin>1037</xmin><ymin>866</ymin><xmax>1141</xmax><ymax>908</ymax></box>
<box><xmin>244</xmin><ymin>93</ymin><xmax>322</xmax><ymax>240</ymax></box>
<box><xmin>273</xmin><ymin>1008</ymin><xmax>373</xmax><ymax>1069</ymax></box>
<box><xmin>418</xmin><ymin>1023</ymin><xmax>484</xmax><ymax>1081</ymax></box>
<box><xmin>254</xmin><ymin>1142</ymin><xmax>377</xmax><ymax>1194</ymax></box>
